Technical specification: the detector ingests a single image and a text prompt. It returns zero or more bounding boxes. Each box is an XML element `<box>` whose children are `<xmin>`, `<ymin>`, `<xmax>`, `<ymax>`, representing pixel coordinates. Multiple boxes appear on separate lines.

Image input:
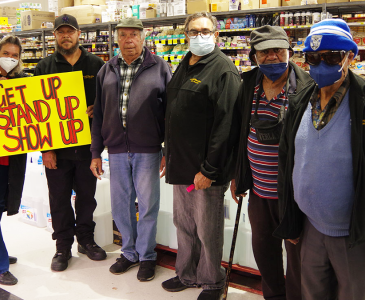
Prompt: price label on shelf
<box><xmin>235</xmin><ymin>59</ymin><xmax>240</xmax><ymax>66</ymax></box>
<box><xmin>180</xmin><ymin>38</ymin><xmax>185</xmax><ymax>44</ymax></box>
<box><xmin>155</xmin><ymin>40</ymin><xmax>160</xmax><ymax>45</ymax></box>
<box><xmin>177</xmin><ymin>55</ymin><xmax>183</xmax><ymax>60</ymax></box>
<box><xmin>168</xmin><ymin>39</ymin><xmax>173</xmax><ymax>45</ymax></box>
<box><xmin>92</xmin><ymin>43</ymin><xmax>96</xmax><ymax>49</ymax></box>
<box><xmin>161</xmin><ymin>40</ymin><xmax>166</xmax><ymax>45</ymax></box>
<box><xmin>173</xmin><ymin>39</ymin><xmax>178</xmax><ymax>44</ymax></box>
<box><xmin>164</xmin><ymin>55</ymin><xmax>169</xmax><ymax>61</ymax></box>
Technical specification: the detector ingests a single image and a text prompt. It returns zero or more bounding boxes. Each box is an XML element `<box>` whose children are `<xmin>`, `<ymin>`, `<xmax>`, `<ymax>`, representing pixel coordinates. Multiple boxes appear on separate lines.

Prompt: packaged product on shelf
<box><xmin>229</xmin><ymin>0</ymin><xmax>239</xmax><ymax>11</ymax></box>
<box><xmin>1</xmin><ymin>6</ymin><xmax>17</xmax><ymax>17</ymax></box>
<box><xmin>48</xmin><ymin>0</ymin><xmax>74</xmax><ymax>16</ymax></box>
<box><xmin>74</xmin><ymin>0</ymin><xmax>105</xmax><ymax>5</ymax></box>
<box><xmin>211</xmin><ymin>0</ymin><xmax>229</xmax><ymax>12</ymax></box>
<box><xmin>259</xmin><ymin>0</ymin><xmax>281</xmax><ymax>9</ymax></box>
<box><xmin>187</xmin><ymin>0</ymin><xmax>210</xmax><ymax>15</ymax></box>
<box><xmin>61</xmin><ymin>5</ymin><xmax>102</xmax><ymax>24</ymax></box>
<box><xmin>173</xmin><ymin>0</ymin><xmax>186</xmax><ymax>16</ymax></box>
<box><xmin>281</xmin><ymin>0</ymin><xmax>301</xmax><ymax>6</ymax></box>
<box><xmin>241</xmin><ymin>0</ymin><xmax>260</xmax><ymax>10</ymax></box>
<box><xmin>20</xmin><ymin>11</ymin><xmax>55</xmax><ymax>30</ymax></box>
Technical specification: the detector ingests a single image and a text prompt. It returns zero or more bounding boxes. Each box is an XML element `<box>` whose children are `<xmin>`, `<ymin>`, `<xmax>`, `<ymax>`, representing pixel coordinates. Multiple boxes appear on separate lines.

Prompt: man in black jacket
<box><xmin>161</xmin><ymin>12</ymin><xmax>241</xmax><ymax>300</ymax></box>
<box><xmin>275</xmin><ymin>19</ymin><xmax>365</xmax><ymax>300</ymax></box>
<box><xmin>231</xmin><ymin>26</ymin><xmax>313</xmax><ymax>300</ymax></box>
<box><xmin>34</xmin><ymin>14</ymin><xmax>106</xmax><ymax>272</ymax></box>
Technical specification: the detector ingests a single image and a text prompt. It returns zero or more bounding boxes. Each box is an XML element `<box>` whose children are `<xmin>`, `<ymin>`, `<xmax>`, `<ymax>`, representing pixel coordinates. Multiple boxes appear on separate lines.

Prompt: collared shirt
<box><xmin>118</xmin><ymin>48</ymin><xmax>145</xmax><ymax>127</ymax></box>
<box><xmin>247</xmin><ymin>82</ymin><xmax>289</xmax><ymax>199</ymax></box>
<box><xmin>310</xmin><ymin>75</ymin><xmax>350</xmax><ymax>130</ymax></box>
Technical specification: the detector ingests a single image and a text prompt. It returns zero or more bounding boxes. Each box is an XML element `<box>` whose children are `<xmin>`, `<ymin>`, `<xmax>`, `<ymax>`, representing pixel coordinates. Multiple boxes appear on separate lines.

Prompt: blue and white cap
<box><xmin>303</xmin><ymin>19</ymin><xmax>358</xmax><ymax>56</ymax></box>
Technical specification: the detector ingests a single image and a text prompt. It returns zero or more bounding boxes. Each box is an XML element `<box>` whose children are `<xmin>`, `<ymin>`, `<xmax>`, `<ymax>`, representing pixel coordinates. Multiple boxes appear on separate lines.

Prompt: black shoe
<box><xmin>51</xmin><ymin>250</ymin><xmax>72</xmax><ymax>271</ymax></box>
<box><xmin>78</xmin><ymin>243</ymin><xmax>107</xmax><ymax>261</ymax></box>
<box><xmin>0</xmin><ymin>271</ymin><xmax>17</xmax><ymax>285</ymax></box>
<box><xmin>137</xmin><ymin>260</ymin><xmax>156</xmax><ymax>282</ymax></box>
<box><xmin>9</xmin><ymin>256</ymin><xmax>17</xmax><ymax>264</ymax></box>
<box><xmin>109</xmin><ymin>254</ymin><xmax>139</xmax><ymax>274</ymax></box>
<box><xmin>197</xmin><ymin>288</ymin><xmax>223</xmax><ymax>300</ymax></box>
<box><xmin>162</xmin><ymin>276</ymin><xmax>191</xmax><ymax>292</ymax></box>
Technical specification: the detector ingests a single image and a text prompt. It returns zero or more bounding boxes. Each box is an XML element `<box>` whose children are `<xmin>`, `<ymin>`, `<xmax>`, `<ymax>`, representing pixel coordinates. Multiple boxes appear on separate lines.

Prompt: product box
<box><xmin>281</xmin><ymin>0</ymin><xmax>301</xmax><ymax>6</ymax></box>
<box><xmin>326</xmin><ymin>0</ymin><xmax>348</xmax><ymax>2</ymax></box>
<box><xmin>1</xmin><ymin>6</ymin><xmax>17</xmax><ymax>17</ymax></box>
<box><xmin>211</xmin><ymin>0</ymin><xmax>229</xmax><ymax>12</ymax></box>
<box><xmin>241</xmin><ymin>0</ymin><xmax>260</xmax><ymax>10</ymax></box>
<box><xmin>173</xmin><ymin>0</ymin><xmax>186</xmax><ymax>15</ymax></box>
<box><xmin>49</xmin><ymin>0</ymin><xmax>74</xmax><ymax>16</ymax></box>
<box><xmin>61</xmin><ymin>5</ymin><xmax>102</xmax><ymax>24</ymax></box>
<box><xmin>187</xmin><ymin>0</ymin><xmax>210</xmax><ymax>14</ymax></box>
<box><xmin>259</xmin><ymin>0</ymin><xmax>281</xmax><ymax>8</ymax></box>
<box><xmin>20</xmin><ymin>11</ymin><xmax>55</xmax><ymax>30</ymax></box>
<box><xmin>146</xmin><ymin>7</ymin><xmax>156</xmax><ymax>18</ymax></box>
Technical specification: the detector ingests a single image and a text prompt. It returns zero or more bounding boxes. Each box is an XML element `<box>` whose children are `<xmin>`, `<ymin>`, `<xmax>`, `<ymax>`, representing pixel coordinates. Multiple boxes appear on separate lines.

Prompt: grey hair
<box><xmin>184</xmin><ymin>12</ymin><xmax>217</xmax><ymax>33</ymax></box>
<box><xmin>114</xmin><ymin>28</ymin><xmax>146</xmax><ymax>47</ymax></box>
<box><xmin>0</xmin><ymin>35</ymin><xmax>23</xmax><ymax>77</ymax></box>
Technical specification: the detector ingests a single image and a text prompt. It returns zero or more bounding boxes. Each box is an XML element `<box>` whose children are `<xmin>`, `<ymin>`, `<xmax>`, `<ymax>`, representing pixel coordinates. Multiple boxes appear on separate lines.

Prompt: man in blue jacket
<box><xmin>90</xmin><ymin>17</ymin><xmax>172</xmax><ymax>282</ymax></box>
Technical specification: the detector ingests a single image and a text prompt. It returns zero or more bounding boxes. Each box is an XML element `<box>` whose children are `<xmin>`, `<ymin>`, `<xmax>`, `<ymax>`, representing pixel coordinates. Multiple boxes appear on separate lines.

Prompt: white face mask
<box><xmin>189</xmin><ymin>35</ymin><xmax>215</xmax><ymax>57</ymax></box>
<box><xmin>0</xmin><ymin>57</ymin><xmax>19</xmax><ymax>74</ymax></box>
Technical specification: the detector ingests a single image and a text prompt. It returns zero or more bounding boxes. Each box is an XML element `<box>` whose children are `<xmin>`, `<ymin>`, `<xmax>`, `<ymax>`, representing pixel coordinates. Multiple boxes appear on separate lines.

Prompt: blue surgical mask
<box><xmin>189</xmin><ymin>35</ymin><xmax>215</xmax><ymax>57</ymax></box>
<box><xmin>255</xmin><ymin>52</ymin><xmax>289</xmax><ymax>82</ymax></box>
<box><xmin>309</xmin><ymin>57</ymin><xmax>347</xmax><ymax>89</ymax></box>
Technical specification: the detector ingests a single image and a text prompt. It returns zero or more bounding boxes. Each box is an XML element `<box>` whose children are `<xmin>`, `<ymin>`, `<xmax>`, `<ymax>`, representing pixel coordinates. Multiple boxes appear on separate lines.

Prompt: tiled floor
<box><xmin>1</xmin><ymin>213</ymin><xmax>264</xmax><ymax>300</ymax></box>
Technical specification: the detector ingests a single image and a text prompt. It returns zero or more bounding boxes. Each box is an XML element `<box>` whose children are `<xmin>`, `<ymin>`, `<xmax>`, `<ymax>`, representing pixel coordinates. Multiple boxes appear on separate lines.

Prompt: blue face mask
<box><xmin>189</xmin><ymin>35</ymin><xmax>215</xmax><ymax>57</ymax></box>
<box><xmin>309</xmin><ymin>60</ymin><xmax>345</xmax><ymax>89</ymax></box>
<box><xmin>255</xmin><ymin>53</ymin><xmax>289</xmax><ymax>82</ymax></box>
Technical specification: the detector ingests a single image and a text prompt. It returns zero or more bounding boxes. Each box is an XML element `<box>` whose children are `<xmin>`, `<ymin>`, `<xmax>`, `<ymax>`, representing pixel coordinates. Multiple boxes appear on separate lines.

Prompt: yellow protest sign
<box><xmin>0</xmin><ymin>71</ymin><xmax>91</xmax><ymax>157</ymax></box>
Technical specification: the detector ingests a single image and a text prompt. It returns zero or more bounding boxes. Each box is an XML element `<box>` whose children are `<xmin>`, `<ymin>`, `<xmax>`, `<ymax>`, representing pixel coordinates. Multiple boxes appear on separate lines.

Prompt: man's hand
<box><xmin>287</xmin><ymin>238</ymin><xmax>300</xmax><ymax>245</ymax></box>
<box><xmin>160</xmin><ymin>156</ymin><xmax>166</xmax><ymax>178</ymax></box>
<box><xmin>194</xmin><ymin>172</ymin><xmax>212</xmax><ymax>190</ymax></box>
<box><xmin>230</xmin><ymin>179</ymin><xmax>247</xmax><ymax>204</ymax></box>
<box><xmin>86</xmin><ymin>105</ymin><xmax>94</xmax><ymax>118</ymax></box>
<box><xmin>42</xmin><ymin>151</ymin><xmax>57</xmax><ymax>169</ymax></box>
<box><xmin>90</xmin><ymin>158</ymin><xmax>104</xmax><ymax>180</ymax></box>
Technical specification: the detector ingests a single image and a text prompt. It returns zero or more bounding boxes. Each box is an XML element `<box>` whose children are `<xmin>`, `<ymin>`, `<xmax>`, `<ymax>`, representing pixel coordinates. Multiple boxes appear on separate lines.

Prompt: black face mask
<box><xmin>251</xmin><ymin>104</ymin><xmax>286</xmax><ymax>145</ymax></box>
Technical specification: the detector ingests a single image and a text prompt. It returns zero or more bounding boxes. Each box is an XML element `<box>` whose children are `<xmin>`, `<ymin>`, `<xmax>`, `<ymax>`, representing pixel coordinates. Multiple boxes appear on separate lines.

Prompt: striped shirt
<box><xmin>247</xmin><ymin>84</ymin><xmax>288</xmax><ymax>199</ymax></box>
<box><xmin>118</xmin><ymin>48</ymin><xmax>145</xmax><ymax>127</ymax></box>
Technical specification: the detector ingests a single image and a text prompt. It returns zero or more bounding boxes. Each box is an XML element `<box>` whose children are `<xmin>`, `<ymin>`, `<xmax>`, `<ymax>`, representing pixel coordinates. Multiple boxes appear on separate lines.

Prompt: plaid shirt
<box><xmin>310</xmin><ymin>75</ymin><xmax>350</xmax><ymax>130</ymax></box>
<box><xmin>118</xmin><ymin>48</ymin><xmax>145</xmax><ymax>127</ymax></box>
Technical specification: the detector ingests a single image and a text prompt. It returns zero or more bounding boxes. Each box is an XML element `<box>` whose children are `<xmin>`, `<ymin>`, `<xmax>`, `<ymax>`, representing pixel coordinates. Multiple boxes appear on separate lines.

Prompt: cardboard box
<box><xmin>74</xmin><ymin>0</ymin><xmax>105</xmax><ymax>6</ymax></box>
<box><xmin>187</xmin><ymin>0</ymin><xmax>210</xmax><ymax>14</ymax></box>
<box><xmin>326</xmin><ymin>0</ymin><xmax>348</xmax><ymax>2</ymax></box>
<box><xmin>61</xmin><ymin>5</ymin><xmax>102</xmax><ymax>24</ymax></box>
<box><xmin>146</xmin><ymin>7</ymin><xmax>156</xmax><ymax>18</ymax></box>
<box><xmin>1</xmin><ymin>6</ymin><xmax>17</xmax><ymax>17</ymax></box>
<box><xmin>281</xmin><ymin>0</ymin><xmax>301</xmax><ymax>6</ymax></box>
<box><xmin>21</xmin><ymin>11</ymin><xmax>55</xmax><ymax>31</ymax></box>
<box><xmin>260</xmin><ymin>0</ymin><xmax>281</xmax><ymax>8</ymax></box>
<box><xmin>241</xmin><ymin>0</ymin><xmax>260</xmax><ymax>10</ymax></box>
<box><xmin>211</xmin><ymin>0</ymin><xmax>229</xmax><ymax>12</ymax></box>
<box><xmin>49</xmin><ymin>0</ymin><xmax>74</xmax><ymax>16</ymax></box>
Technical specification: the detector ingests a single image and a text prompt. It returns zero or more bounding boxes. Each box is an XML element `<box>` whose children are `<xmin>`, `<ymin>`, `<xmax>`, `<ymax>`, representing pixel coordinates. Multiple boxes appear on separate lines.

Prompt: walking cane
<box><xmin>222</xmin><ymin>196</ymin><xmax>243</xmax><ymax>300</ymax></box>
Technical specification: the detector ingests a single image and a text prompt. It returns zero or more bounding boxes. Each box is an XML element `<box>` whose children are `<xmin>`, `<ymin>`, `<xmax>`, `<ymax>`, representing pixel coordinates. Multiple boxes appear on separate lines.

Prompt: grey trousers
<box><xmin>173</xmin><ymin>184</ymin><xmax>228</xmax><ymax>290</ymax></box>
<box><xmin>301</xmin><ymin>218</ymin><xmax>365</xmax><ymax>300</ymax></box>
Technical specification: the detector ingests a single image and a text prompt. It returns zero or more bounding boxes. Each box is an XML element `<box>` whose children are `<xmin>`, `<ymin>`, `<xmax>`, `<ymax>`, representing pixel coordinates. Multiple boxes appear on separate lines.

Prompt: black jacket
<box><xmin>234</xmin><ymin>62</ymin><xmax>314</xmax><ymax>195</ymax></box>
<box><xmin>165</xmin><ymin>46</ymin><xmax>241</xmax><ymax>185</ymax></box>
<box><xmin>34</xmin><ymin>46</ymin><xmax>104</xmax><ymax>160</ymax></box>
<box><xmin>273</xmin><ymin>70</ymin><xmax>365</xmax><ymax>248</ymax></box>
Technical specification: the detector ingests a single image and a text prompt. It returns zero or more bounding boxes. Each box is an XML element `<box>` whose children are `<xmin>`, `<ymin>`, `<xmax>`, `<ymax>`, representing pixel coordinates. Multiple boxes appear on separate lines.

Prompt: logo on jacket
<box><xmin>190</xmin><ymin>78</ymin><xmax>201</xmax><ymax>84</ymax></box>
<box><xmin>310</xmin><ymin>35</ymin><xmax>322</xmax><ymax>51</ymax></box>
<box><xmin>84</xmin><ymin>75</ymin><xmax>94</xmax><ymax>79</ymax></box>
<box><xmin>363</xmin><ymin>119</ymin><xmax>365</xmax><ymax>125</ymax></box>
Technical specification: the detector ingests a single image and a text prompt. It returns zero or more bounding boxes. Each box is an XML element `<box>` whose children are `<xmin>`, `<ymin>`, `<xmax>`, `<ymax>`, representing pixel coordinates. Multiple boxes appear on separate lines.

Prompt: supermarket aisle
<box><xmin>0</xmin><ymin>214</ymin><xmax>263</xmax><ymax>300</ymax></box>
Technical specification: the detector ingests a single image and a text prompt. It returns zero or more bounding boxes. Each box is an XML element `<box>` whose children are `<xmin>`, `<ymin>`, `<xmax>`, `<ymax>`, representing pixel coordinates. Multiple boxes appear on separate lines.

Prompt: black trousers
<box><xmin>248</xmin><ymin>192</ymin><xmax>302</xmax><ymax>300</ymax></box>
<box><xmin>45</xmin><ymin>159</ymin><xmax>97</xmax><ymax>250</ymax></box>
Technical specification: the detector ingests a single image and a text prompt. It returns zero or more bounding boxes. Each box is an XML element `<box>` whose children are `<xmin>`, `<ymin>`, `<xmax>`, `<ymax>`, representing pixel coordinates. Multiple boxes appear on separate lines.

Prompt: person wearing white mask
<box><xmin>0</xmin><ymin>35</ymin><xmax>28</xmax><ymax>286</ymax></box>
<box><xmin>161</xmin><ymin>12</ymin><xmax>241</xmax><ymax>300</ymax></box>
<box><xmin>231</xmin><ymin>25</ymin><xmax>314</xmax><ymax>300</ymax></box>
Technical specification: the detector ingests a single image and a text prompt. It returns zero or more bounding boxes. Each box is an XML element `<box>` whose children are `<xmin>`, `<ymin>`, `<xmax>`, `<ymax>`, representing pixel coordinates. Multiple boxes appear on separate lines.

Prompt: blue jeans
<box><xmin>109</xmin><ymin>152</ymin><xmax>161</xmax><ymax>262</ymax></box>
<box><xmin>0</xmin><ymin>165</ymin><xmax>9</xmax><ymax>274</ymax></box>
<box><xmin>173</xmin><ymin>184</ymin><xmax>228</xmax><ymax>290</ymax></box>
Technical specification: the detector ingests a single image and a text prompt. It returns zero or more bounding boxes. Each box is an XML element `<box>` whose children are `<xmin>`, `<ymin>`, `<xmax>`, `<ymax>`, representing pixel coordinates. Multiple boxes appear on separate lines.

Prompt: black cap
<box><xmin>54</xmin><ymin>14</ymin><xmax>79</xmax><ymax>31</ymax></box>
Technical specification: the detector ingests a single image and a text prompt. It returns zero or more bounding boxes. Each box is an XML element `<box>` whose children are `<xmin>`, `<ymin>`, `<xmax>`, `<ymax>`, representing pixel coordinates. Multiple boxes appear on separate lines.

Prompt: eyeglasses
<box><xmin>186</xmin><ymin>30</ymin><xmax>214</xmax><ymax>39</ymax></box>
<box><xmin>305</xmin><ymin>51</ymin><xmax>347</xmax><ymax>66</ymax></box>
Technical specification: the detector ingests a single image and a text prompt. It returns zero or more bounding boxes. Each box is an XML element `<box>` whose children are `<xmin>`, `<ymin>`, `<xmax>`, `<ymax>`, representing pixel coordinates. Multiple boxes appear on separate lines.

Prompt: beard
<box><xmin>56</xmin><ymin>39</ymin><xmax>79</xmax><ymax>56</ymax></box>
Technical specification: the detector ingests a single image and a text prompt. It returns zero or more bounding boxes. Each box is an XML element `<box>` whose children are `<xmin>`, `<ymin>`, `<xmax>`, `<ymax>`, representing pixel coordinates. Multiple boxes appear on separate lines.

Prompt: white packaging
<box><xmin>229</xmin><ymin>0</ymin><xmax>239</xmax><ymax>10</ymax></box>
<box><xmin>20</xmin><ymin>196</ymin><xmax>47</xmax><ymax>228</ymax></box>
<box><xmin>94</xmin><ymin>178</ymin><xmax>112</xmax><ymax>216</ymax></box>
<box><xmin>94</xmin><ymin>211</ymin><xmax>113</xmax><ymax>247</ymax></box>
